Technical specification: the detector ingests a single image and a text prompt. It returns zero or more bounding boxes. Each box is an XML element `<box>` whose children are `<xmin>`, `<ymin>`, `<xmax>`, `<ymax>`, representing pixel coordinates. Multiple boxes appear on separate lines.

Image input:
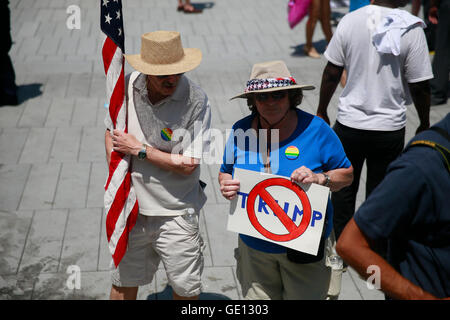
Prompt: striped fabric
<box><xmin>101</xmin><ymin>0</ymin><xmax>139</xmax><ymax>267</ymax></box>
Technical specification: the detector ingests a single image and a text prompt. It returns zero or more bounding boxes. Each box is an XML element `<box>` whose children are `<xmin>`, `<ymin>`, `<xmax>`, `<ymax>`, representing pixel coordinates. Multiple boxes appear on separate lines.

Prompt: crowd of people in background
<box><xmin>102</xmin><ymin>0</ymin><xmax>449</xmax><ymax>301</ymax></box>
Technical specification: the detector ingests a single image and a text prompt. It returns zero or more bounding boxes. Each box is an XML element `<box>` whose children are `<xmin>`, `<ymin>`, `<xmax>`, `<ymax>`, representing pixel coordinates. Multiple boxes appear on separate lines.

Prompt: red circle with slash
<box><xmin>246</xmin><ymin>178</ymin><xmax>311</xmax><ymax>242</ymax></box>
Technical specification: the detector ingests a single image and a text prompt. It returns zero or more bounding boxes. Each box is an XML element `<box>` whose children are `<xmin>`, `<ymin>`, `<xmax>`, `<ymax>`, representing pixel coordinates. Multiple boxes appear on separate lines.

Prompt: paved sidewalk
<box><xmin>0</xmin><ymin>0</ymin><xmax>448</xmax><ymax>300</ymax></box>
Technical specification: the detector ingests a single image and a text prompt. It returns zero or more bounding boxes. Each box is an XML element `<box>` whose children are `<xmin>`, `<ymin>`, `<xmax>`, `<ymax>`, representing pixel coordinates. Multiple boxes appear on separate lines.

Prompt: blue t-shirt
<box><xmin>354</xmin><ymin>113</ymin><xmax>450</xmax><ymax>298</ymax></box>
<box><xmin>220</xmin><ymin>109</ymin><xmax>351</xmax><ymax>253</ymax></box>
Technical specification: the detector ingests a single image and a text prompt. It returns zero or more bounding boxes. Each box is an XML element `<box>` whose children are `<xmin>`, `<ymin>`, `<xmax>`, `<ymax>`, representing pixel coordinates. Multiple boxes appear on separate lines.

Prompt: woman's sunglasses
<box><xmin>254</xmin><ymin>91</ymin><xmax>287</xmax><ymax>102</ymax></box>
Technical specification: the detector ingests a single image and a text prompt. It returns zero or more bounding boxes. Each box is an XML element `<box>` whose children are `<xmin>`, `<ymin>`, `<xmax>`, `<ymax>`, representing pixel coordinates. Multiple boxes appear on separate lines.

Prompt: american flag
<box><xmin>101</xmin><ymin>0</ymin><xmax>138</xmax><ymax>267</ymax></box>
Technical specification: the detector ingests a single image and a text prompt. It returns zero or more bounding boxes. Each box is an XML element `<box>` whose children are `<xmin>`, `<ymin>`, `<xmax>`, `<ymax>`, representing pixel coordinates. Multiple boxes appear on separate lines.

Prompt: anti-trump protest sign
<box><xmin>227</xmin><ymin>168</ymin><xmax>329</xmax><ymax>256</ymax></box>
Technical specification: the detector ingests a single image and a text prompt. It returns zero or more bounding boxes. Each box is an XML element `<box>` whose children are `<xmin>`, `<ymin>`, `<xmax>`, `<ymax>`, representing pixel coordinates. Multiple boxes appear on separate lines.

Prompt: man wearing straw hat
<box><xmin>104</xmin><ymin>31</ymin><xmax>211</xmax><ymax>300</ymax></box>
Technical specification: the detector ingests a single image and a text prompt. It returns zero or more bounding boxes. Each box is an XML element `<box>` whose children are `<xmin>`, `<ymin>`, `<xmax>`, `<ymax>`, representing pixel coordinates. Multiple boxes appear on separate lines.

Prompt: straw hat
<box><xmin>124</xmin><ymin>31</ymin><xmax>202</xmax><ymax>75</ymax></box>
<box><xmin>230</xmin><ymin>60</ymin><xmax>314</xmax><ymax>100</ymax></box>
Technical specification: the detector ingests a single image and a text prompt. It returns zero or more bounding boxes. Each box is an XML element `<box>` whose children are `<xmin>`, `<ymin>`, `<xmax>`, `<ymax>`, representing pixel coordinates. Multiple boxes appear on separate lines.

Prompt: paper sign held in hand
<box><xmin>227</xmin><ymin>168</ymin><xmax>329</xmax><ymax>256</ymax></box>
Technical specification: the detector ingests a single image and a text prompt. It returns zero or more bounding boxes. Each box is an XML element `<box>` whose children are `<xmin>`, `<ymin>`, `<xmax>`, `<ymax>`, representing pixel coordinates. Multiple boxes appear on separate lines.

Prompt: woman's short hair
<box><xmin>246</xmin><ymin>88</ymin><xmax>303</xmax><ymax>114</ymax></box>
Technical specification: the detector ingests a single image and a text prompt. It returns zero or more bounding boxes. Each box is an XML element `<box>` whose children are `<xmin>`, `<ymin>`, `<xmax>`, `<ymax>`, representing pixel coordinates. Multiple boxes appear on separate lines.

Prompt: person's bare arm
<box><xmin>290</xmin><ymin>165</ymin><xmax>353</xmax><ymax>192</ymax></box>
<box><xmin>408</xmin><ymin>80</ymin><xmax>430</xmax><ymax>134</ymax></box>
<box><xmin>411</xmin><ymin>0</ymin><xmax>421</xmax><ymax>16</ymax></box>
<box><xmin>316</xmin><ymin>62</ymin><xmax>344</xmax><ymax>125</ymax></box>
<box><xmin>337</xmin><ymin>218</ymin><xmax>439</xmax><ymax>300</ymax></box>
<box><xmin>105</xmin><ymin>129</ymin><xmax>113</xmax><ymax>166</ymax></box>
<box><xmin>111</xmin><ymin>129</ymin><xmax>199</xmax><ymax>176</ymax></box>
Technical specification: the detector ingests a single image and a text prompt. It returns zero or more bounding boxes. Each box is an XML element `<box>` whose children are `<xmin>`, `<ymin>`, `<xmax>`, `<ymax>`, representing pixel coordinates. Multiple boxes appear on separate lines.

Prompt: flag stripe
<box><xmin>106</xmin><ymin>169</ymin><xmax>132</xmax><ymax>240</ymax></box>
<box><xmin>108</xmin><ymin>193</ymin><xmax>137</xmax><ymax>255</ymax></box>
<box><xmin>102</xmin><ymin>36</ymin><xmax>117</xmax><ymax>74</ymax></box>
<box><xmin>111</xmin><ymin>201</ymin><xmax>139</xmax><ymax>266</ymax></box>
<box><xmin>101</xmin><ymin>0</ymin><xmax>138</xmax><ymax>267</ymax></box>
<box><xmin>109</xmin><ymin>68</ymin><xmax>125</xmax><ymax>127</ymax></box>
<box><xmin>104</xmin><ymin>150</ymin><xmax>125</xmax><ymax>190</ymax></box>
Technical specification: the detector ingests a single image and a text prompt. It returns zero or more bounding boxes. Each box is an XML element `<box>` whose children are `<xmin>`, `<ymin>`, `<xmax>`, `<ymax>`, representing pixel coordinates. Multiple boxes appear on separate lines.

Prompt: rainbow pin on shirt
<box><xmin>161</xmin><ymin>128</ymin><xmax>173</xmax><ymax>141</ymax></box>
<box><xmin>285</xmin><ymin>146</ymin><xmax>299</xmax><ymax>160</ymax></box>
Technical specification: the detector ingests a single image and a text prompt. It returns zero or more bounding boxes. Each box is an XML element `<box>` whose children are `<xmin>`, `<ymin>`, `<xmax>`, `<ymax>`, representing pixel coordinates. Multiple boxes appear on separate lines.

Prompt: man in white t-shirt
<box><xmin>104</xmin><ymin>31</ymin><xmax>211</xmax><ymax>300</ymax></box>
<box><xmin>316</xmin><ymin>0</ymin><xmax>432</xmax><ymax>252</ymax></box>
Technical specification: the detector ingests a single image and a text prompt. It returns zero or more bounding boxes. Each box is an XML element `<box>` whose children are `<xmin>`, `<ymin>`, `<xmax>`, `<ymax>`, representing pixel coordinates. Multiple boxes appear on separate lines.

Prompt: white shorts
<box><xmin>110</xmin><ymin>213</ymin><xmax>205</xmax><ymax>297</ymax></box>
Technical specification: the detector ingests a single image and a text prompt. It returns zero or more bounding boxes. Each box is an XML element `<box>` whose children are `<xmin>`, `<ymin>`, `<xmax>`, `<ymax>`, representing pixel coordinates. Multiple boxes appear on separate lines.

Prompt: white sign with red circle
<box><xmin>227</xmin><ymin>168</ymin><xmax>330</xmax><ymax>255</ymax></box>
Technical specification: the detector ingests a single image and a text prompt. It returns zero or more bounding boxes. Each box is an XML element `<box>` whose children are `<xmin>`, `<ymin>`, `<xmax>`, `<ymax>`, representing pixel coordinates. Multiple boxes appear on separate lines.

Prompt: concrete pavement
<box><xmin>0</xmin><ymin>0</ymin><xmax>448</xmax><ymax>300</ymax></box>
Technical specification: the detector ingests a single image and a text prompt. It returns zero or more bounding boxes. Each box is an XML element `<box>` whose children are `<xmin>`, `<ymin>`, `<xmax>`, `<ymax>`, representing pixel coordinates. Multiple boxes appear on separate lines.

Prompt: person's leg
<box><xmin>181</xmin><ymin>0</ymin><xmax>202</xmax><ymax>13</ymax></box>
<box><xmin>109</xmin><ymin>215</ymin><xmax>160</xmax><ymax>300</ymax></box>
<box><xmin>280</xmin><ymin>254</ymin><xmax>331</xmax><ymax>300</ymax></box>
<box><xmin>305</xmin><ymin>0</ymin><xmax>321</xmax><ymax>58</ymax></box>
<box><xmin>430</xmin><ymin>0</ymin><xmax>450</xmax><ymax>104</ymax></box>
<box><xmin>365</xmin><ymin>128</ymin><xmax>405</xmax><ymax>198</ymax></box>
<box><xmin>110</xmin><ymin>285</ymin><xmax>138</xmax><ymax>300</ymax></box>
<box><xmin>0</xmin><ymin>53</ymin><xmax>18</xmax><ymax>106</ymax></box>
<box><xmin>156</xmin><ymin>214</ymin><xmax>205</xmax><ymax>299</ymax></box>
<box><xmin>235</xmin><ymin>237</ymin><xmax>283</xmax><ymax>300</ymax></box>
<box><xmin>365</xmin><ymin>128</ymin><xmax>404</xmax><ymax>258</ymax></box>
<box><xmin>173</xmin><ymin>291</ymin><xmax>198</xmax><ymax>300</ymax></box>
<box><xmin>0</xmin><ymin>2</ymin><xmax>17</xmax><ymax>106</ymax></box>
<box><xmin>319</xmin><ymin>0</ymin><xmax>333</xmax><ymax>43</ymax></box>
<box><xmin>331</xmin><ymin>122</ymin><xmax>366</xmax><ymax>241</ymax></box>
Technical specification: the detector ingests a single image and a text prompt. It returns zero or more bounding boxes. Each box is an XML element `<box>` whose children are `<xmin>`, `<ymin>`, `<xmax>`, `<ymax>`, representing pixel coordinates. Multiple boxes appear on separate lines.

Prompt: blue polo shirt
<box><xmin>220</xmin><ymin>109</ymin><xmax>351</xmax><ymax>253</ymax></box>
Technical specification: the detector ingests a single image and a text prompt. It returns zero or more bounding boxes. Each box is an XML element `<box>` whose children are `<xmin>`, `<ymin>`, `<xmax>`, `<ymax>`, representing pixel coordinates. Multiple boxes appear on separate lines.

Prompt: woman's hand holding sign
<box><xmin>290</xmin><ymin>166</ymin><xmax>324</xmax><ymax>186</ymax></box>
<box><xmin>290</xmin><ymin>165</ymin><xmax>354</xmax><ymax>192</ymax></box>
<box><xmin>219</xmin><ymin>172</ymin><xmax>241</xmax><ymax>200</ymax></box>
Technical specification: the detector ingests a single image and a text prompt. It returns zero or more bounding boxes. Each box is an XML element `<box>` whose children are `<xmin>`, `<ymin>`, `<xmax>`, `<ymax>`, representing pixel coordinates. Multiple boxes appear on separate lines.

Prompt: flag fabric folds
<box><xmin>101</xmin><ymin>0</ymin><xmax>139</xmax><ymax>267</ymax></box>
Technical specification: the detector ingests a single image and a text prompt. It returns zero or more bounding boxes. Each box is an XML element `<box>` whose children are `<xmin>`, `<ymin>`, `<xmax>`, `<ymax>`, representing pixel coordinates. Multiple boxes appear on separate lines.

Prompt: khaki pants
<box><xmin>235</xmin><ymin>237</ymin><xmax>331</xmax><ymax>300</ymax></box>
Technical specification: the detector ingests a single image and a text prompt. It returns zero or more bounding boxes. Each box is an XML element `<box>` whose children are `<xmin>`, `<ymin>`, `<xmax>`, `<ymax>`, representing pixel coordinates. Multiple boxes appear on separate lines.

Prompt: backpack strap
<box><xmin>405</xmin><ymin>128</ymin><xmax>450</xmax><ymax>173</ymax></box>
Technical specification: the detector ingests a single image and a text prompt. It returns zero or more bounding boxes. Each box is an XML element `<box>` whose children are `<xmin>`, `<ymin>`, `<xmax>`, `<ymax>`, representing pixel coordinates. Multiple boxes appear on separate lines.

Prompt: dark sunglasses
<box><xmin>156</xmin><ymin>73</ymin><xmax>184</xmax><ymax>79</ymax></box>
<box><xmin>254</xmin><ymin>91</ymin><xmax>287</xmax><ymax>102</ymax></box>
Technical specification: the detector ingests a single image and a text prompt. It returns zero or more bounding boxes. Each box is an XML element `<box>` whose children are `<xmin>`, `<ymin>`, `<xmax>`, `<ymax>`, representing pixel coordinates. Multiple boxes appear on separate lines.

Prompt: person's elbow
<box><xmin>336</xmin><ymin>232</ymin><xmax>351</xmax><ymax>261</ymax></box>
<box><xmin>181</xmin><ymin>164</ymin><xmax>199</xmax><ymax>176</ymax></box>
<box><xmin>329</xmin><ymin>165</ymin><xmax>353</xmax><ymax>192</ymax></box>
<box><xmin>342</xmin><ymin>165</ymin><xmax>354</xmax><ymax>188</ymax></box>
<box><xmin>179</xmin><ymin>159</ymin><xmax>200</xmax><ymax>176</ymax></box>
<box><xmin>336</xmin><ymin>218</ymin><xmax>367</xmax><ymax>265</ymax></box>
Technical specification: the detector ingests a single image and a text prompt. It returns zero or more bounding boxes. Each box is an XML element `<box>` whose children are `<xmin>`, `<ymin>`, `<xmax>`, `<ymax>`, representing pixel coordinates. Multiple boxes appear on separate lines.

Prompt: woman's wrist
<box><xmin>319</xmin><ymin>172</ymin><xmax>330</xmax><ymax>187</ymax></box>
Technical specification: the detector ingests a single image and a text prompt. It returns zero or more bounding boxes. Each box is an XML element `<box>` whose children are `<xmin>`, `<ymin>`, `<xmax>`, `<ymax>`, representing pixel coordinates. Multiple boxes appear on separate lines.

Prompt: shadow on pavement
<box><xmin>290</xmin><ymin>39</ymin><xmax>328</xmax><ymax>57</ymax></box>
<box><xmin>192</xmin><ymin>2</ymin><xmax>215</xmax><ymax>10</ymax></box>
<box><xmin>17</xmin><ymin>83</ymin><xmax>43</xmax><ymax>104</ymax></box>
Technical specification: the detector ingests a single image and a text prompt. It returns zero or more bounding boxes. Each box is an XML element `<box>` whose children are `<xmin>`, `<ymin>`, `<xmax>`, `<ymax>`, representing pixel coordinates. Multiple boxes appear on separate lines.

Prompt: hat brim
<box><xmin>230</xmin><ymin>84</ymin><xmax>315</xmax><ymax>100</ymax></box>
<box><xmin>124</xmin><ymin>48</ymin><xmax>202</xmax><ymax>75</ymax></box>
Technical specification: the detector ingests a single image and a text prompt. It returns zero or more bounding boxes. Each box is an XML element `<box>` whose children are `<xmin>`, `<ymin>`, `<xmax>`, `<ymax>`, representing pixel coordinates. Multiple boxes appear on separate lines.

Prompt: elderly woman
<box><xmin>219</xmin><ymin>60</ymin><xmax>353</xmax><ymax>300</ymax></box>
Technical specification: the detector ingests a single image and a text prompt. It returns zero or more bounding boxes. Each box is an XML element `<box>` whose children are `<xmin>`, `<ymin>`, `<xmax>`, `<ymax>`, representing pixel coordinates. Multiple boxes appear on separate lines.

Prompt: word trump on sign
<box><xmin>227</xmin><ymin>168</ymin><xmax>329</xmax><ymax>255</ymax></box>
